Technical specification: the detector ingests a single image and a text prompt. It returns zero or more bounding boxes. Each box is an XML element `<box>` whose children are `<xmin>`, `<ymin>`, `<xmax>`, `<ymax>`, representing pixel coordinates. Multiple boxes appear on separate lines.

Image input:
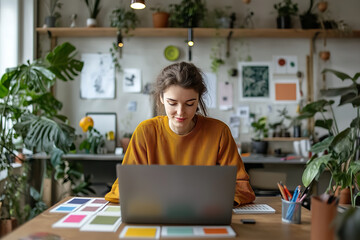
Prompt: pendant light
<box><xmin>130</xmin><ymin>0</ymin><xmax>146</xmax><ymax>10</ymax></box>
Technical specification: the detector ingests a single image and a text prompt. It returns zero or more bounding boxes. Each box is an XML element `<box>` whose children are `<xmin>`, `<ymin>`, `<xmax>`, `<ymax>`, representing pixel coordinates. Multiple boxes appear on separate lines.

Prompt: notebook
<box><xmin>116</xmin><ymin>164</ymin><xmax>237</xmax><ymax>225</ymax></box>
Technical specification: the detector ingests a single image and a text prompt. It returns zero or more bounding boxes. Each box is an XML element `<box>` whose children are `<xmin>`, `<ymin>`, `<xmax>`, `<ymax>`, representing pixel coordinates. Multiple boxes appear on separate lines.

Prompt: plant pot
<box><xmin>311</xmin><ymin>196</ymin><xmax>337</xmax><ymax>240</ymax></box>
<box><xmin>251</xmin><ymin>140</ymin><xmax>268</xmax><ymax>154</ymax></box>
<box><xmin>120</xmin><ymin>138</ymin><xmax>131</xmax><ymax>153</ymax></box>
<box><xmin>0</xmin><ymin>217</ymin><xmax>17</xmax><ymax>237</ymax></box>
<box><xmin>45</xmin><ymin>16</ymin><xmax>56</xmax><ymax>27</ymax></box>
<box><xmin>86</xmin><ymin>18</ymin><xmax>97</xmax><ymax>27</ymax></box>
<box><xmin>334</xmin><ymin>187</ymin><xmax>352</xmax><ymax>205</ymax></box>
<box><xmin>300</xmin><ymin>14</ymin><xmax>319</xmax><ymax>29</ymax></box>
<box><xmin>152</xmin><ymin>12</ymin><xmax>169</xmax><ymax>28</ymax></box>
<box><xmin>276</xmin><ymin>16</ymin><xmax>292</xmax><ymax>29</ymax></box>
<box><xmin>293</xmin><ymin>125</ymin><xmax>301</xmax><ymax>138</ymax></box>
<box><xmin>319</xmin><ymin>51</ymin><xmax>331</xmax><ymax>61</ymax></box>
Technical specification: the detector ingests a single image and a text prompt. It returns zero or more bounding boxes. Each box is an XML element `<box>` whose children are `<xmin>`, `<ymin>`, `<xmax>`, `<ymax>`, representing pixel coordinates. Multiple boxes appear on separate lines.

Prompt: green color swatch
<box><xmin>90</xmin><ymin>216</ymin><xmax>119</xmax><ymax>225</ymax></box>
<box><xmin>167</xmin><ymin>227</ymin><xmax>194</xmax><ymax>236</ymax></box>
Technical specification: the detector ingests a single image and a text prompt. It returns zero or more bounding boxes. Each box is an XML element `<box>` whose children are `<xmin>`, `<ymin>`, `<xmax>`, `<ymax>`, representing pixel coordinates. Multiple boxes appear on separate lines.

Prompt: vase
<box><xmin>311</xmin><ymin>196</ymin><xmax>337</xmax><ymax>240</ymax></box>
<box><xmin>86</xmin><ymin>18</ymin><xmax>97</xmax><ymax>27</ymax></box>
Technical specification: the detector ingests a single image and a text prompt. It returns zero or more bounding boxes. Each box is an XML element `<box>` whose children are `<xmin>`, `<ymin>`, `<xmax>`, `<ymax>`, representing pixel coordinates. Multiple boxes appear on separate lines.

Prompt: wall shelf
<box><xmin>36</xmin><ymin>27</ymin><xmax>360</xmax><ymax>39</ymax></box>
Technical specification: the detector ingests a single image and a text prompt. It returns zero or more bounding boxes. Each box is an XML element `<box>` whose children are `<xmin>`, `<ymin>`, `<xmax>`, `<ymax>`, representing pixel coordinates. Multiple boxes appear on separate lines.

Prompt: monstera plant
<box><xmin>0</xmin><ymin>42</ymin><xmax>94</xmax><ymax>227</ymax></box>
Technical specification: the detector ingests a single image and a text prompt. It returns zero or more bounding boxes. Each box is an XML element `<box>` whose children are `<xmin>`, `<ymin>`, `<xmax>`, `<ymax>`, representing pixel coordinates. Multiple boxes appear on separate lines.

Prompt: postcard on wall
<box><xmin>203</xmin><ymin>72</ymin><xmax>217</xmax><ymax>109</ymax></box>
<box><xmin>238</xmin><ymin>62</ymin><xmax>272</xmax><ymax>101</ymax></box>
<box><xmin>80</xmin><ymin>53</ymin><xmax>115</xmax><ymax>99</ymax></box>
<box><xmin>123</xmin><ymin>68</ymin><xmax>141</xmax><ymax>93</ymax></box>
<box><xmin>273</xmin><ymin>79</ymin><xmax>299</xmax><ymax>103</ymax></box>
<box><xmin>219</xmin><ymin>81</ymin><xmax>233</xmax><ymax>110</ymax></box>
<box><xmin>273</xmin><ymin>56</ymin><xmax>298</xmax><ymax>74</ymax></box>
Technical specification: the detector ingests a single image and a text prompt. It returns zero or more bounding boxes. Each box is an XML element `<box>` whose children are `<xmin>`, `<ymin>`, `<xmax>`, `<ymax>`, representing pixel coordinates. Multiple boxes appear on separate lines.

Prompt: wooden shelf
<box><xmin>263</xmin><ymin>137</ymin><xmax>309</xmax><ymax>142</ymax></box>
<box><xmin>36</xmin><ymin>27</ymin><xmax>360</xmax><ymax>39</ymax></box>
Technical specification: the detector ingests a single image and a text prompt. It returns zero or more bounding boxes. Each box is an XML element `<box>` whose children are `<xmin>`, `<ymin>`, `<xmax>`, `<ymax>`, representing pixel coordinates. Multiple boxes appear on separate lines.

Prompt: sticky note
<box><xmin>120</xmin><ymin>226</ymin><xmax>160</xmax><ymax>239</ymax></box>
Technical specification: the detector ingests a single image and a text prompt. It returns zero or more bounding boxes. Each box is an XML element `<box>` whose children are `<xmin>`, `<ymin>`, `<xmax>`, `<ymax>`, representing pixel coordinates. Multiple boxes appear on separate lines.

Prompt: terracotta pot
<box><xmin>0</xmin><ymin>217</ymin><xmax>17</xmax><ymax>237</ymax></box>
<box><xmin>152</xmin><ymin>12</ymin><xmax>169</xmax><ymax>28</ymax></box>
<box><xmin>120</xmin><ymin>138</ymin><xmax>131</xmax><ymax>153</ymax></box>
<box><xmin>311</xmin><ymin>196</ymin><xmax>337</xmax><ymax>240</ymax></box>
<box><xmin>319</xmin><ymin>51</ymin><xmax>331</xmax><ymax>61</ymax></box>
<box><xmin>317</xmin><ymin>1</ymin><xmax>328</xmax><ymax>12</ymax></box>
<box><xmin>335</xmin><ymin>187</ymin><xmax>352</xmax><ymax>204</ymax></box>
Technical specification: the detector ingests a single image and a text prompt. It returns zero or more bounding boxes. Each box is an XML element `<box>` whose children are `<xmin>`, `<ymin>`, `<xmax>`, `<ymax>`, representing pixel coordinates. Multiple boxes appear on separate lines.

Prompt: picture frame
<box><xmin>80</xmin><ymin>53</ymin><xmax>115</xmax><ymax>99</ymax></box>
<box><xmin>272</xmin><ymin>79</ymin><xmax>299</xmax><ymax>103</ymax></box>
<box><xmin>238</xmin><ymin>62</ymin><xmax>272</xmax><ymax>101</ymax></box>
<box><xmin>123</xmin><ymin>68</ymin><xmax>141</xmax><ymax>93</ymax></box>
<box><xmin>86</xmin><ymin>112</ymin><xmax>117</xmax><ymax>147</ymax></box>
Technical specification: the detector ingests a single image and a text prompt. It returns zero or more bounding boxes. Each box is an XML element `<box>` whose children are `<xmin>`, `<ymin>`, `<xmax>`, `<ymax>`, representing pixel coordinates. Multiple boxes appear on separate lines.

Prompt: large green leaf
<box><xmin>13</xmin><ymin>113</ymin><xmax>75</xmax><ymax>153</ymax></box>
<box><xmin>24</xmin><ymin>92</ymin><xmax>63</xmax><ymax>117</ymax></box>
<box><xmin>315</xmin><ymin>119</ymin><xmax>333</xmax><ymax>131</ymax></box>
<box><xmin>302</xmin><ymin>154</ymin><xmax>332</xmax><ymax>187</ymax></box>
<box><xmin>310</xmin><ymin>136</ymin><xmax>334</xmax><ymax>153</ymax></box>
<box><xmin>46</xmin><ymin>42</ymin><xmax>84</xmax><ymax>81</ymax></box>
<box><xmin>300</xmin><ymin>99</ymin><xmax>334</xmax><ymax>117</ymax></box>
<box><xmin>320</xmin><ymin>85</ymin><xmax>357</xmax><ymax>97</ymax></box>
<box><xmin>331</xmin><ymin>128</ymin><xmax>352</xmax><ymax>154</ymax></box>
<box><xmin>322</xmin><ymin>69</ymin><xmax>353</xmax><ymax>82</ymax></box>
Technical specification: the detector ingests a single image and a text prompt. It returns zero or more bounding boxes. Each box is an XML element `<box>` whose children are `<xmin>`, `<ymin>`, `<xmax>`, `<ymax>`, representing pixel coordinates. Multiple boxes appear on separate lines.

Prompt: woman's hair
<box><xmin>153</xmin><ymin>62</ymin><xmax>208</xmax><ymax>116</ymax></box>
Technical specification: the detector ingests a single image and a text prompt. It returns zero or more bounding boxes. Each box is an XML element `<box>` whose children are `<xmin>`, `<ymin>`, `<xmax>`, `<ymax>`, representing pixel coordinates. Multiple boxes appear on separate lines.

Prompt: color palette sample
<box><xmin>50</xmin><ymin>204</ymin><xmax>81</xmax><ymax>213</ymax></box>
<box><xmin>52</xmin><ymin>213</ymin><xmax>93</xmax><ymax>228</ymax></box>
<box><xmin>99</xmin><ymin>205</ymin><xmax>121</xmax><ymax>216</ymax></box>
<box><xmin>65</xmin><ymin>197</ymin><xmax>91</xmax><ymax>205</ymax></box>
<box><xmin>80</xmin><ymin>215</ymin><xmax>122</xmax><ymax>232</ymax></box>
<box><xmin>161</xmin><ymin>226</ymin><xmax>235</xmax><ymax>238</ymax></box>
<box><xmin>120</xmin><ymin>226</ymin><xmax>160</xmax><ymax>239</ymax></box>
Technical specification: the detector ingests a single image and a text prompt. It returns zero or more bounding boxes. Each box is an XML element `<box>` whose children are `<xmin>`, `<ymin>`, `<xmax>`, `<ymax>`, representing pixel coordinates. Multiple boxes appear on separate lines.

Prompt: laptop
<box><xmin>116</xmin><ymin>164</ymin><xmax>237</xmax><ymax>225</ymax></box>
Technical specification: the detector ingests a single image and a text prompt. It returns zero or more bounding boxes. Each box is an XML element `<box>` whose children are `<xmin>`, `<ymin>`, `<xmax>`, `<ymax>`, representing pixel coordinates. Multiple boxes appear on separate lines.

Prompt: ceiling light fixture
<box><xmin>130</xmin><ymin>0</ymin><xmax>146</xmax><ymax>10</ymax></box>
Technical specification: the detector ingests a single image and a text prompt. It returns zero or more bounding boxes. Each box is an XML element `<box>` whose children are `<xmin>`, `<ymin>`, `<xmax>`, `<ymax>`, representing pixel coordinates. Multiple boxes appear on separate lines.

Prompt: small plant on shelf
<box><xmin>273</xmin><ymin>0</ymin><xmax>298</xmax><ymax>28</ymax></box>
<box><xmin>84</xmin><ymin>0</ymin><xmax>101</xmax><ymax>27</ymax></box>
<box><xmin>169</xmin><ymin>0</ymin><xmax>207</xmax><ymax>28</ymax></box>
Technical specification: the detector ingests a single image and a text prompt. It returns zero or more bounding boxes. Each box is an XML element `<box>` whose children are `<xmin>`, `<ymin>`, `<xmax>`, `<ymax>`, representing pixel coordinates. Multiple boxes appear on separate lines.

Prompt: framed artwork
<box><xmin>273</xmin><ymin>55</ymin><xmax>298</xmax><ymax>74</ymax></box>
<box><xmin>86</xmin><ymin>112</ymin><xmax>117</xmax><ymax>145</ymax></box>
<box><xmin>80</xmin><ymin>53</ymin><xmax>115</xmax><ymax>99</ymax></box>
<box><xmin>123</xmin><ymin>68</ymin><xmax>141</xmax><ymax>93</ymax></box>
<box><xmin>272</xmin><ymin>79</ymin><xmax>299</xmax><ymax>103</ymax></box>
<box><xmin>238</xmin><ymin>62</ymin><xmax>272</xmax><ymax>101</ymax></box>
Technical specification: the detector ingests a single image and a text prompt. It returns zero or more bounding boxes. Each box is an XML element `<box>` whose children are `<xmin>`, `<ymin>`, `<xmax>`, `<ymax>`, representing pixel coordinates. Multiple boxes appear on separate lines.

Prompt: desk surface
<box><xmin>3</xmin><ymin>197</ymin><xmax>311</xmax><ymax>240</ymax></box>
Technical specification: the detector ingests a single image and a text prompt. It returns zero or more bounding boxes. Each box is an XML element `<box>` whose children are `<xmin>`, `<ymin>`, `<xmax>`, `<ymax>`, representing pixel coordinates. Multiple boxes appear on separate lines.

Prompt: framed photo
<box><xmin>123</xmin><ymin>68</ymin><xmax>141</xmax><ymax>93</ymax></box>
<box><xmin>238</xmin><ymin>62</ymin><xmax>272</xmax><ymax>101</ymax></box>
<box><xmin>272</xmin><ymin>79</ymin><xmax>299</xmax><ymax>103</ymax></box>
<box><xmin>80</xmin><ymin>53</ymin><xmax>115</xmax><ymax>99</ymax></box>
<box><xmin>86</xmin><ymin>112</ymin><xmax>117</xmax><ymax>145</ymax></box>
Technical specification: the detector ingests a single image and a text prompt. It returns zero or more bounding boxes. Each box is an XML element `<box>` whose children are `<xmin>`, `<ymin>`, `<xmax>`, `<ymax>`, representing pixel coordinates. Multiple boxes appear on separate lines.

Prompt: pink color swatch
<box><xmin>64</xmin><ymin>215</ymin><xmax>86</xmax><ymax>223</ymax></box>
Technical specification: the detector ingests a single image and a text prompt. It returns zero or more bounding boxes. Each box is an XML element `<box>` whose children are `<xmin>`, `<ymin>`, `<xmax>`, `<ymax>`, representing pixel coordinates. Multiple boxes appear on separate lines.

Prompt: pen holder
<box><xmin>281</xmin><ymin>199</ymin><xmax>301</xmax><ymax>224</ymax></box>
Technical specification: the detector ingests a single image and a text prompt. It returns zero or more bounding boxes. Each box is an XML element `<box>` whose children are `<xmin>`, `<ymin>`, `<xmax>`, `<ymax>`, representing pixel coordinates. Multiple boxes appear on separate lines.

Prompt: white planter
<box><xmin>86</xmin><ymin>18</ymin><xmax>97</xmax><ymax>27</ymax></box>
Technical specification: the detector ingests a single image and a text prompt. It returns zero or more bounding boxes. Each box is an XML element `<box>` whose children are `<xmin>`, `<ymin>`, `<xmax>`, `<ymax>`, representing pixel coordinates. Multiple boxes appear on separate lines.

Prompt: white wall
<box><xmin>36</xmin><ymin>0</ymin><xmax>360</xmax><ymax>147</ymax></box>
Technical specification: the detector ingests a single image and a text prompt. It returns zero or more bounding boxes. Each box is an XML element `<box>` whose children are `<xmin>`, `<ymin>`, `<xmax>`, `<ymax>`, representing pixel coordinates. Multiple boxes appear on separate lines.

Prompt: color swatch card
<box><xmin>80</xmin><ymin>214</ymin><xmax>122</xmax><ymax>232</ymax></box>
<box><xmin>64</xmin><ymin>197</ymin><xmax>92</xmax><ymax>205</ymax></box>
<box><xmin>98</xmin><ymin>205</ymin><xmax>121</xmax><ymax>216</ymax></box>
<box><xmin>86</xmin><ymin>198</ymin><xmax>109</xmax><ymax>206</ymax></box>
<box><xmin>76</xmin><ymin>204</ymin><xmax>104</xmax><ymax>214</ymax></box>
<box><xmin>161</xmin><ymin>226</ymin><xmax>235</xmax><ymax>238</ymax></box>
<box><xmin>50</xmin><ymin>204</ymin><xmax>81</xmax><ymax>213</ymax></box>
<box><xmin>120</xmin><ymin>226</ymin><xmax>160</xmax><ymax>239</ymax></box>
<box><xmin>52</xmin><ymin>212</ymin><xmax>93</xmax><ymax>228</ymax></box>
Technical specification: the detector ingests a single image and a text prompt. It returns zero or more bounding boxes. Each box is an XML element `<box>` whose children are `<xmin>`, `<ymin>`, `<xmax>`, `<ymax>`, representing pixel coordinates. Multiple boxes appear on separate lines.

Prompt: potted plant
<box><xmin>0</xmin><ymin>43</ymin><xmax>97</xmax><ymax>233</ymax></box>
<box><xmin>109</xmin><ymin>5</ymin><xmax>140</xmax><ymax>72</ymax></box>
<box><xmin>250</xmin><ymin>113</ymin><xmax>269</xmax><ymax>154</ymax></box>
<box><xmin>150</xmin><ymin>5</ymin><xmax>169</xmax><ymax>28</ymax></box>
<box><xmin>273</xmin><ymin>0</ymin><xmax>298</xmax><ymax>29</ymax></box>
<box><xmin>84</xmin><ymin>0</ymin><xmax>101</xmax><ymax>27</ymax></box>
<box><xmin>299</xmin><ymin>0</ymin><xmax>319</xmax><ymax>29</ymax></box>
<box><xmin>79</xmin><ymin>116</ymin><xmax>105</xmax><ymax>154</ymax></box>
<box><xmin>44</xmin><ymin>0</ymin><xmax>62</xmax><ymax>27</ymax></box>
<box><xmin>169</xmin><ymin>0</ymin><xmax>207</xmax><ymax>28</ymax></box>
<box><xmin>300</xmin><ymin>68</ymin><xmax>360</xmax><ymax>207</ymax></box>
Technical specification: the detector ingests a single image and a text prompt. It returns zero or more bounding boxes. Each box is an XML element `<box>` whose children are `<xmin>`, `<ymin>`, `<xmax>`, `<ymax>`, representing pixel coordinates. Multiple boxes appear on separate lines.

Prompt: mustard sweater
<box><xmin>105</xmin><ymin>115</ymin><xmax>255</xmax><ymax>206</ymax></box>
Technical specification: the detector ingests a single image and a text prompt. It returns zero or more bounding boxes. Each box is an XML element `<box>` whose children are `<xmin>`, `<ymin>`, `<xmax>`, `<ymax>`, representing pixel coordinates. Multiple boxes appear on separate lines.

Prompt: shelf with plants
<box><xmin>36</xmin><ymin>27</ymin><xmax>360</xmax><ymax>39</ymax></box>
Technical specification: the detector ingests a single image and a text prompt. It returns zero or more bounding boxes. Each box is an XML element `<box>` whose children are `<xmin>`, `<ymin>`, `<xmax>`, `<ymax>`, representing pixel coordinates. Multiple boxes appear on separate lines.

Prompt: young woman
<box><xmin>105</xmin><ymin>62</ymin><xmax>255</xmax><ymax>206</ymax></box>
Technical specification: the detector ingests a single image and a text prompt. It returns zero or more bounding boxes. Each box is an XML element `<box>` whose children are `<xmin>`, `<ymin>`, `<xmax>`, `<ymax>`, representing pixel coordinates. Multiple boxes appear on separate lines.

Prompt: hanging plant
<box><xmin>109</xmin><ymin>6</ymin><xmax>140</xmax><ymax>72</ymax></box>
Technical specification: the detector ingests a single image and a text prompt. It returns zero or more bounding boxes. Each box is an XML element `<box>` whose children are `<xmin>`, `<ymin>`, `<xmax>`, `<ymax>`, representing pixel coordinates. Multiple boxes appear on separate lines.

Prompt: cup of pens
<box><xmin>281</xmin><ymin>199</ymin><xmax>301</xmax><ymax>224</ymax></box>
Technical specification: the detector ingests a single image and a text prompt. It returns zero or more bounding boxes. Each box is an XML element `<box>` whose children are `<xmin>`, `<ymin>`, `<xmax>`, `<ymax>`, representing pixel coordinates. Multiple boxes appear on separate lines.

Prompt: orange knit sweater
<box><xmin>105</xmin><ymin>115</ymin><xmax>255</xmax><ymax>206</ymax></box>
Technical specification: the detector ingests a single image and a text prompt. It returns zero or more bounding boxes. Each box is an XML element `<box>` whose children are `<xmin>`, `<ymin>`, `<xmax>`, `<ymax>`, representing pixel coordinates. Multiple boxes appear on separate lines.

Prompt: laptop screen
<box><xmin>117</xmin><ymin>164</ymin><xmax>236</xmax><ymax>225</ymax></box>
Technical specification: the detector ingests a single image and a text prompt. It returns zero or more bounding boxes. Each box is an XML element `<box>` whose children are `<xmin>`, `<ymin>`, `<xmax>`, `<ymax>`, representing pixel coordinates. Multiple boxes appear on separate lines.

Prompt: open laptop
<box><xmin>116</xmin><ymin>164</ymin><xmax>237</xmax><ymax>225</ymax></box>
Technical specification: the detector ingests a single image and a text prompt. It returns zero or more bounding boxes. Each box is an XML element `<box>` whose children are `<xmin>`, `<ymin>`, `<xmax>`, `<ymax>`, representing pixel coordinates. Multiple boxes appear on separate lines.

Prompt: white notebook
<box><xmin>233</xmin><ymin>204</ymin><xmax>276</xmax><ymax>214</ymax></box>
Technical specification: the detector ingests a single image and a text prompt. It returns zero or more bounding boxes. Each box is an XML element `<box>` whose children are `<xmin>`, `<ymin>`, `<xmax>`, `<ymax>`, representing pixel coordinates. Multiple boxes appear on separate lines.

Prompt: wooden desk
<box><xmin>3</xmin><ymin>197</ymin><xmax>310</xmax><ymax>240</ymax></box>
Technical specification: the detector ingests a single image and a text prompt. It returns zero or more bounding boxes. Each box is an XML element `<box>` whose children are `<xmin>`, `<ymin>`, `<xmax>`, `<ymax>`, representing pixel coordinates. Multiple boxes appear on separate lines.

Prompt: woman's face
<box><xmin>160</xmin><ymin>85</ymin><xmax>199</xmax><ymax>135</ymax></box>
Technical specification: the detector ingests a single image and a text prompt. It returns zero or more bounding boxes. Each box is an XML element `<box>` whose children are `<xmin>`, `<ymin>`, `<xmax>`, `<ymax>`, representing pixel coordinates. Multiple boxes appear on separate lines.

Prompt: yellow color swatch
<box><xmin>125</xmin><ymin>227</ymin><xmax>157</xmax><ymax>237</ymax></box>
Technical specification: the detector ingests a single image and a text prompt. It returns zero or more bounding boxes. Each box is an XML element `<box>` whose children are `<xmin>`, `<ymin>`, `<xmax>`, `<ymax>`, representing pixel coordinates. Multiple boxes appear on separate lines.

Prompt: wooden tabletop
<box><xmin>3</xmin><ymin>197</ymin><xmax>311</xmax><ymax>240</ymax></box>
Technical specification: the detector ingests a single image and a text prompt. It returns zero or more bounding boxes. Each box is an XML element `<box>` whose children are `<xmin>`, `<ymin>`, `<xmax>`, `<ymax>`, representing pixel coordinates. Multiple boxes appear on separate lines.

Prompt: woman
<box><xmin>105</xmin><ymin>62</ymin><xmax>255</xmax><ymax>206</ymax></box>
